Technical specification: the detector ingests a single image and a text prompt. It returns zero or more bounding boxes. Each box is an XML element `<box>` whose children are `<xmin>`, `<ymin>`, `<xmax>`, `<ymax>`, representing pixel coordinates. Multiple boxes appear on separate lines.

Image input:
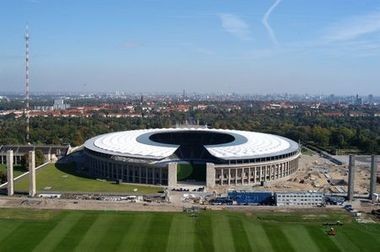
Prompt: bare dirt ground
<box><xmin>0</xmin><ymin>197</ymin><xmax>183</xmax><ymax>212</ymax></box>
<box><xmin>0</xmin><ymin>196</ymin><xmax>351</xmax><ymax>213</ymax></box>
<box><xmin>216</xmin><ymin>153</ymin><xmax>379</xmax><ymax>196</ymax></box>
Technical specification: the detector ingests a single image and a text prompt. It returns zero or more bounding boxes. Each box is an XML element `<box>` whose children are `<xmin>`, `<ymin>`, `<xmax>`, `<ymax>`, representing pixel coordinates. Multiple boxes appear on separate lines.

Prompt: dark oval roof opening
<box><xmin>149</xmin><ymin>131</ymin><xmax>235</xmax><ymax>146</ymax></box>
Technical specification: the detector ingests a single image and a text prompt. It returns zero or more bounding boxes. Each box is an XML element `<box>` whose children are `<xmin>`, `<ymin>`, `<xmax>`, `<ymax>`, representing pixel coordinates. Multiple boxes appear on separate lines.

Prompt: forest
<box><xmin>0</xmin><ymin>108</ymin><xmax>379</xmax><ymax>154</ymax></box>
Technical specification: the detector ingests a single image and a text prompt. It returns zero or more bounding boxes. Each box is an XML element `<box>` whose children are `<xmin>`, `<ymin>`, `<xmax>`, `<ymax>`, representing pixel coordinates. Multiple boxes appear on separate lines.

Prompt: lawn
<box><xmin>0</xmin><ymin>164</ymin><xmax>27</xmax><ymax>178</ymax></box>
<box><xmin>177</xmin><ymin>163</ymin><xmax>206</xmax><ymax>181</ymax></box>
<box><xmin>14</xmin><ymin>163</ymin><xmax>161</xmax><ymax>194</ymax></box>
<box><xmin>301</xmin><ymin>147</ymin><xmax>315</xmax><ymax>156</ymax></box>
<box><xmin>0</xmin><ymin>209</ymin><xmax>379</xmax><ymax>252</ymax></box>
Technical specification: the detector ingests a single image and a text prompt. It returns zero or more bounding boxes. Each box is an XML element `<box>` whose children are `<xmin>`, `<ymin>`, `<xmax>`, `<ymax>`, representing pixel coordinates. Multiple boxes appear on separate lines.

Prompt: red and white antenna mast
<box><xmin>25</xmin><ymin>24</ymin><xmax>30</xmax><ymax>143</ymax></box>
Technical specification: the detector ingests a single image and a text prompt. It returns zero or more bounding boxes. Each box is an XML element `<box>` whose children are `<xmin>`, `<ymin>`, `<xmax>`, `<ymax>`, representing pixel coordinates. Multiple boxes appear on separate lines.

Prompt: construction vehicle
<box><xmin>327</xmin><ymin>227</ymin><xmax>336</xmax><ymax>236</ymax></box>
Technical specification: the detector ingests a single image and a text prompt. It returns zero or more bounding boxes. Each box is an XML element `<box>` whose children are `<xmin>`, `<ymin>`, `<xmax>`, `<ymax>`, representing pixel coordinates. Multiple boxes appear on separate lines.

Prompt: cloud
<box><xmin>219</xmin><ymin>13</ymin><xmax>252</xmax><ymax>40</ymax></box>
<box><xmin>262</xmin><ymin>0</ymin><xmax>282</xmax><ymax>46</ymax></box>
<box><xmin>324</xmin><ymin>11</ymin><xmax>380</xmax><ymax>42</ymax></box>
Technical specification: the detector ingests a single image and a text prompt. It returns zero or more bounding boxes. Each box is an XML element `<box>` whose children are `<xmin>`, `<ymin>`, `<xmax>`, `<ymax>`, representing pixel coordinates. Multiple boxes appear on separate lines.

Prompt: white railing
<box><xmin>0</xmin><ymin>161</ymin><xmax>50</xmax><ymax>189</ymax></box>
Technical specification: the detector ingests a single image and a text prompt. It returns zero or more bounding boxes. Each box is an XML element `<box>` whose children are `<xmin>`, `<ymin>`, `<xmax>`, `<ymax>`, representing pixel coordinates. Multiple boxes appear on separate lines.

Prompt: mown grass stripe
<box><xmin>228</xmin><ymin>215</ymin><xmax>251</xmax><ymax>251</ymax></box>
<box><xmin>305</xmin><ymin>225</ymin><xmax>341</xmax><ymax>252</ymax></box>
<box><xmin>263</xmin><ymin>224</ymin><xmax>294</xmax><ymax>252</ymax></box>
<box><xmin>212</xmin><ymin>214</ymin><xmax>235</xmax><ymax>252</ymax></box>
<box><xmin>143</xmin><ymin>213</ymin><xmax>173</xmax><ymax>252</ymax></box>
<box><xmin>95</xmin><ymin>212</ymin><xmax>134</xmax><ymax>251</ymax></box>
<box><xmin>116</xmin><ymin>213</ymin><xmax>153</xmax><ymax>252</ymax></box>
<box><xmin>74</xmin><ymin>213</ymin><xmax>115</xmax><ymax>252</ymax></box>
<box><xmin>0</xmin><ymin>219</ymin><xmax>58</xmax><ymax>251</ymax></box>
<box><xmin>166</xmin><ymin>214</ymin><xmax>195</xmax><ymax>252</ymax></box>
<box><xmin>194</xmin><ymin>213</ymin><xmax>214</xmax><ymax>252</ymax></box>
<box><xmin>243</xmin><ymin>220</ymin><xmax>273</xmax><ymax>251</ymax></box>
<box><xmin>338</xmin><ymin>224</ymin><xmax>380</xmax><ymax>252</ymax></box>
<box><xmin>53</xmin><ymin>212</ymin><xmax>98</xmax><ymax>251</ymax></box>
<box><xmin>32</xmin><ymin>212</ymin><xmax>83</xmax><ymax>252</ymax></box>
<box><xmin>332</xmin><ymin>229</ymin><xmax>360</xmax><ymax>252</ymax></box>
<box><xmin>0</xmin><ymin>221</ymin><xmax>22</xmax><ymax>244</ymax></box>
<box><xmin>282</xmin><ymin>225</ymin><xmax>319</xmax><ymax>252</ymax></box>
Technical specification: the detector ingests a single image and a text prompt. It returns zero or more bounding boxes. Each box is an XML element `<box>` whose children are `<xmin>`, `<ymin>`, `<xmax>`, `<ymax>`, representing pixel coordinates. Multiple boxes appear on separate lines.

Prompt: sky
<box><xmin>0</xmin><ymin>0</ymin><xmax>380</xmax><ymax>95</ymax></box>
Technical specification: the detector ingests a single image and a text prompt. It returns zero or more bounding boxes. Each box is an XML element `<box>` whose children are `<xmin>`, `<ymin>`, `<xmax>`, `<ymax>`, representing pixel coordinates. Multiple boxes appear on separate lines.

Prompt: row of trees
<box><xmin>0</xmin><ymin>108</ymin><xmax>379</xmax><ymax>154</ymax></box>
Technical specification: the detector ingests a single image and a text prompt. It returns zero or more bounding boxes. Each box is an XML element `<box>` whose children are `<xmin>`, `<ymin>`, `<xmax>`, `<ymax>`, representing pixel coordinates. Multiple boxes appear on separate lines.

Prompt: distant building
<box><xmin>275</xmin><ymin>192</ymin><xmax>324</xmax><ymax>206</ymax></box>
<box><xmin>34</xmin><ymin>98</ymin><xmax>70</xmax><ymax>111</ymax></box>
<box><xmin>53</xmin><ymin>99</ymin><xmax>70</xmax><ymax>110</ymax></box>
<box><xmin>368</xmin><ymin>94</ymin><xmax>374</xmax><ymax>105</ymax></box>
<box><xmin>355</xmin><ymin>94</ymin><xmax>363</xmax><ymax>105</ymax></box>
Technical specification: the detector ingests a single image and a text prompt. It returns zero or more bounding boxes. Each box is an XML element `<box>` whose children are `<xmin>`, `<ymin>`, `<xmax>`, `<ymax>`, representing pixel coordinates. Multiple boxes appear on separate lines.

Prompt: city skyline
<box><xmin>1</xmin><ymin>0</ymin><xmax>380</xmax><ymax>95</ymax></box>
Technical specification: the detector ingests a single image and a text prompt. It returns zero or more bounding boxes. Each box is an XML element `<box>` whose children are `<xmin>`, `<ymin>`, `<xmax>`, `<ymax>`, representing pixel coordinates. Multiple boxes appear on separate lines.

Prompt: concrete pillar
<box><xmin>132</xmin><ymin>167</ymin><xmax>136</xmax><ymax>183</ymax></box>
<box><xmin>167</xmin><ymin>163</ymin><xmax>177</xmax><ymax>188</ymax></box>
<box><xmin>234</xmin><ymin>169</ymin><xmax>237</xmax><ymax>185</ymax></box>
<box><xmin>276</xmin><ymin>164</ymin><xmax>279</xmax><ymax>178</ymax></box>
<box><xmin>206</xmin><ymin>163</ymin><xmax>215</xmax><ymax>189</ymax></box>
<box><xmin>270</xmin><ymin>166</ymin><xmax>273</xmax><ymax>181</ymax></box>
<box><xmin>248</xmin><ymin>168</ymin><xmax>251</xmax><ymax>184</ymax></box>
<box><xmin>109</xmin><ymin>163</ymin><xmax>112</xmax><ymax>179</ymax></box>
<box><xmin>121</xmin><ymin>165</ymin><xmax>124</xmax><ymax>181</ymax></box>
<box><xmin>347</xmin><ymin>155</ymin><xmax>355</xmax><ymax>201</ymax></box>
<box><xmin>152</xmin><ymin>168</ymin><xmax>155</xmax><ymax>185</ymax></box>
<box><xmin>288</xmin><ymin>161</ymin><xmax>290</xmax><ymax>175</ymax></box>
<box><xmin>220</xmin><ymin>168</ymin><xmax>224</xmax><ymax>185</ymax></box>
<box><xmin>159</xmin><ymin>167</ymin><xmax>162</xmax><ymax>185</ymax></box>
<box><xmin>241</xmin><ymin>168</ymin><xmax>244</xmax><ymax>184</ymax></box>
<box><xmin>284</xmin><ymin>162</ymin><xmax>287</xmax><ymax>176</ymax></box>
<box><xmin>126</xmin><ymin>166</ymin><xmax>130</xmax><ymax>182</ymax></box>
<box><xmin>228</xmin><ymin>168</ymin><xmax>231</xmax><ymax>185</ymax></box>
<box><xmin>264</xmin><ymin>166</ymin><xmax>267</xmax><ymax>182</ymax></box>
<box><xmin>369</xmin><ymin>155</ymin><xmax>377</xmax><ymax>202</ymax></box>
<box><xmin>145</xmin><ymin>167</ymin><xmax>148</xmax><ymax>184</ymax></box>
<box><xmin>243</xmin><ymin>168</ymin><xmax>245</xmax><ymax>184</ymax></box>
<box><xmin>259</xmin><ymin>166</ymin><xmax>262</xmax><ymax>182</ymax></box>
<box><xmin>29</xmin><ymin>150</ymin><xmax>36</xmax><ymax>197</ymax></box>
<box><xmin>6</xmin><ymin>150</ymin><xmax>14</xmax><ymax>196</ymax></box>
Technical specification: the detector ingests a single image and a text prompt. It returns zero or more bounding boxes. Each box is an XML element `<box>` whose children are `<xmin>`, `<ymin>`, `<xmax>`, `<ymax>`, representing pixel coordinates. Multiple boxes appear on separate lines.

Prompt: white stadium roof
<box><xmin>84</xmin><ymin>128</ymin><xmax>299</xmax><ymax>160</ymax></box>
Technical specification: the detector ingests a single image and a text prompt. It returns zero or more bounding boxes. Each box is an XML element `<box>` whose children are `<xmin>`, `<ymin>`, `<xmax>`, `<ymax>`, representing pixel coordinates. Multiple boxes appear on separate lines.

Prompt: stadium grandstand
<box><xmin>83</xmin><ymin>128</ymin><xmax>301</xmax><ymax>188</ymax></box>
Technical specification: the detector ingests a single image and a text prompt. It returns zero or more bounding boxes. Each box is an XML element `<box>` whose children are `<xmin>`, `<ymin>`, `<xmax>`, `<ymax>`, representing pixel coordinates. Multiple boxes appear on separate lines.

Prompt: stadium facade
<box><xmin>83</xmin><ymin>128</ymin><xmax>300</xmax><ymax>188</ymax></box>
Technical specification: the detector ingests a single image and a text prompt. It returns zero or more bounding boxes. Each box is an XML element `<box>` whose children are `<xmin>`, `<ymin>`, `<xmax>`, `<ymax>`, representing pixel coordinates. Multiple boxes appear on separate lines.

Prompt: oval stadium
<box><xmin>84</xmin><ymin>128</ymin><xmax>301</xmax><ymax>188</ymax></box>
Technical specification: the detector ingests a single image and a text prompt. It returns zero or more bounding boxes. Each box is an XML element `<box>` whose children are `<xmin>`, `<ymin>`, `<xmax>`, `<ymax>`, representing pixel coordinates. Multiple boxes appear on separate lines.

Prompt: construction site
<box><xmin>220</xmin><ymin>150</ymin><xmax>379</xmax><ymax>198</ymax></box>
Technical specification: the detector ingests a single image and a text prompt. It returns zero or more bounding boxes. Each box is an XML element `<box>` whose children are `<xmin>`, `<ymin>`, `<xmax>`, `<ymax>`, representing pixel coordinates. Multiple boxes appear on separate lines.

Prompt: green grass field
<box><xmin>0</xmin><ymin>208</ymin><xmax>379</xmax><ymax>252</ymax></box>
<box><xmin>177</xmin><ymin>163</ymin><xmax>206</xmax><ymax>181</ymax></box>
<box><xmin>13</xmin><ymin>163</ymin><xmax>161</xmax><ymax>194</ymax></box>
<box><xmin>0</xmin><ymin>164</ymin><xmax>27</xmax><ymax>178</ymax></box>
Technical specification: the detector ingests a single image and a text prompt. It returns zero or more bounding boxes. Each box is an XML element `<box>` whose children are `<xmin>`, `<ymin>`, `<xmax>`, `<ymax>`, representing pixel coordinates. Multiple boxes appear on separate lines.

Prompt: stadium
<box><xmin>83</xmin><ymin>128</ymin><xmax>301</xmax><ymax>188</ymax></box>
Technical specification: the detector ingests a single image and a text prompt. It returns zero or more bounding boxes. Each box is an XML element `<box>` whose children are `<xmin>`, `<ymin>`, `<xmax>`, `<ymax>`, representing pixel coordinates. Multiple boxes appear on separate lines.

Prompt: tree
<box><xmin>35</xmin><ymin>150</ymin><xmax>45</xmax><ymax>166</ymax></box>
<box><xmin>72</xmin><ymin>131</ymin><xmax>84</xmax><ymax>146</ymax></box>
<box><xmin>0</xmin><ymin>171</ymin><xmax>6</xmax><ymax>184</ymax></box>
<box><xmin>21</xmin><ymin>150</ymin><xmax>45</xmax><ymax>168</ymax></box>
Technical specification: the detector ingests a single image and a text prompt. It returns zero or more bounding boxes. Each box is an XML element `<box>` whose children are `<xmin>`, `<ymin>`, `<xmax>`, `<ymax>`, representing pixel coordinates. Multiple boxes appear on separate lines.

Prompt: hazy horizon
<box><xmin>1</xmin><ymin>0</ymin><xmax>380</xmax><ymax>95</ymax></box>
